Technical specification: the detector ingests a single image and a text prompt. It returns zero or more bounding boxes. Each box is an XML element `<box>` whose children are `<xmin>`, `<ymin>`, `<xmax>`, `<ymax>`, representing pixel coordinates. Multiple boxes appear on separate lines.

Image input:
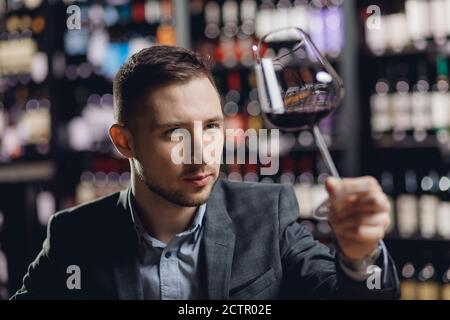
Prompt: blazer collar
<box><xmin>111</xmin><ymin>188</ymin><xmax>143</xmax><ymax>300</ymax></box>
<box><xmin>112</xmin><ymin>178</ymin><xmax>236</xmax><ymax>300</ymax></box>
<box><xmin>202</xmin><ymin>179</ymin><xmax>236</xmax><ymax>299</ymax></box>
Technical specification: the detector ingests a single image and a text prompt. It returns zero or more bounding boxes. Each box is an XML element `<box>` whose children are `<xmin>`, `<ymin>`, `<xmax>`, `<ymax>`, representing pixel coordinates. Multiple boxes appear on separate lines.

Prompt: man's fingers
<box><xmin>326</xmin><ymin>176</ymin><xmax>382</xmax><ymax>198</ymax></box>
<box><xmin>327</xmin><ymin>176</ymin><xmax>389</xmax><ymax>260</ymax></box>
<box><xmin>330</xmin><ymin>211</ymin><xmax>391</xmax><ymax>233</ymax></box>
<box><xmin>349</xmin><ymin>192</ymin><xmax>390</xmax><ymax>215</ymax></box>
<box><xmin>333</xmin><ymin>191</ymin><xmax>391</xmax><ymax>219</ymax></box>
<box><xmin>338</xmin><ymin>224</ymin><xmax>386</xmax><ymax>243</ymax></box>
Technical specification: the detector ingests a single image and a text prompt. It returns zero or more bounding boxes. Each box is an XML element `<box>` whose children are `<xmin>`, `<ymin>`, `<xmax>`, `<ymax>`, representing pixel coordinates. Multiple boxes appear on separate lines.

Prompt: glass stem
<box><xmin>312</xmin><ymin>125</ymin><xmax>341</xmax><ymax>179</ymax></box>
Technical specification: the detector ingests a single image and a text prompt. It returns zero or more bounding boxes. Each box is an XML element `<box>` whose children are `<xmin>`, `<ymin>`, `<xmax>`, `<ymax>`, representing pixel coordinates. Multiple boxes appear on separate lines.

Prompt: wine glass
<box><xmin>252</xmin><ymin>27</ymin><xmax>344</xmax><ymax>220</ymax></box>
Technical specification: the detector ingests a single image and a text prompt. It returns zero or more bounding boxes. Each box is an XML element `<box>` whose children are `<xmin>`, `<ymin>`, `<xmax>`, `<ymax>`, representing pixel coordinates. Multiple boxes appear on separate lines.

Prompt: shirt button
<box><xmin>165</xmin><ymin>252</ymin><xmax>172</xmax><ymax>258</ymax></box>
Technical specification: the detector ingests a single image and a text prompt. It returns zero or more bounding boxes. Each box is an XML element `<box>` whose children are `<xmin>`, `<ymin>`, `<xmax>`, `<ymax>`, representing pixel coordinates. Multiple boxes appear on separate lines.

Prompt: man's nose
<box><xmin>191</xmin><ymin>127</ymin><xmax>205</xmax><ymax>165</ymax></box>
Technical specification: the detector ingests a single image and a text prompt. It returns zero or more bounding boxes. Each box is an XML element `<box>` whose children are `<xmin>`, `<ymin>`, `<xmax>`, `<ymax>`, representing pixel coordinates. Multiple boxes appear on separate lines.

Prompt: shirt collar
<box><xmin>127</xmin><ymin>188</ymin><xmax>206</xmax><ymax>247</ymax></box>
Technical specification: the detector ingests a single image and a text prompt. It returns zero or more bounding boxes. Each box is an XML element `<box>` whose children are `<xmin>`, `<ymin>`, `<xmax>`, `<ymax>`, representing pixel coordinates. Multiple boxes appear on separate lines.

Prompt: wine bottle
<box><xmin>391</xmin><ymin>64</ymin><xmax>411</xmax><ymax>135</ymax></box>
<box><xmin>440</xmin><ymin>173</ymin><xmax>450</xmax><ymax>239</ymax></box>
<box><xmin>411</xmin><ymin>62</ymin><xmax>431</xmax><ymax>140</ymax></box>
<box><xmin>419</xmin><ymin>171</ymin><xmax>438</xmax><ymax>240</ymax></box>
<box><xmin>243</xmin><ymin>163</ymin><xmax>259</xmax><ymax>182</ymax></box>
<box><xmin>272</xmin><ymin>0</ymin><xmax>290</xmax><ymax>33</ymax></box>
<box><xmin>380</xmin><ymin>171</ymin><xmax>395</xmax><ymax>234</ymax></box>
<box><xmin>386</xmin><ymin>13</ymin><xmax>409</xmax><ymax>53</ymax></box>
<box><xmin>131</xmin><ymin>0</ymin><xmax>146</xmax><ymax>24</ymax></box>
<box><xmin>0</xmin><ymin>103</ymin><xmax>5</xmax><ymax>140</ymax></box>
<box><xmin>295</xmin><ymin>157</ymin><xmax>314</xmax><ymax>219</ymax></box>
<box><xmin>445</xmin><ymin>0</ymin><xmax>450</xmax><ymax>37</ymax></box>
<box><xmin>397</xmin><ymin>170</ymin><xmax>419</xmax><ymax>238</ymax></box>
<box><xmin>405</xmin><ymin>0</ymin><xmax>431</xmax><ymax>49</ymax></box>
<box><xmin>417</xmin><ymin>263</ymin><xmax>440</xmax><ymax>300</ymax></box>
<box><xmin>36</xmin><ymin>190</ymin><xmax>55</xmax><ymax>227</ymax></box>
<box><xmin>429</xmin><ymin>0</ymin><xmax>447</xmax><ymax>44</ymax></box>
<box><xmin>289</xmin><ymin>0</ymin><xmax>309</xmax><ymax>34</ymax></box>
<box><xmin>324</xmin><ymin>3</ymin><xmax>343</xmax><ymax>58</ymax></box>
<box><xmin>401</xmin><ymin>262</ymin><xmax>417</xmax><ymax>300</ymax></box>
<box><xmin>76</xmin><ymin>171</ymin><xmax>96</xmax><ymax>205</ymax></box>
<box><xmin>431</xmin><ymin>56</ymin><xmax>450</xmax><ymax>130</ymax></box>
<box><xmin>246</xmin><ymin>101</ymin><xmax>264</xmax><ymax>131</ymax></box>
<box><xmin>204</xmin><ymin>1</ymin><xmax>221</xmax><ymax>39</ymax></box>
<box><xmin>365</xmin><ymin>9</ymin><xmax>387</xmax><ymax>55</ymax></box>
<box><xmin>255</xmin><ymin>0</ymin><xmax>274</xmax><ymax>39</ymax></box>
<box><xmin>145</xmin><ymin>0</ymin><xmax>161</xmax><ymax>25</ymax></box>
<box><xmin>442</xmin><ymin>266</ymin><xmax>450</xmax><ymax>300</ymax></box>
<box><xmin>0</xmin><ymin>245</ymin><xmax>9</xmax><ymax>300</ymax></box>
<box><xmin>419</xmin><ymin>192</ymin><xmax>438</xmax><ymax>239</ymax></box>
<box><xmin>370</xmin><ymin>72</ymin><xmax>391</xmax><ymax>136</ymax></box>
<box><xmin>240</xmin><ymin>0</ymin><xmax>257</xmax><ymax>37</ymax></box>
<box><xmin>295</xmin><ymin>171</ymin><xmax>314</xmax><ymax>219</ymax></box>
<box><xmin>279</xmin><ymin>156</ymin><xmax>295</xmax><ymax>184</ymax></box>
<box><xmin>431</xmin><ymin>171</ymin><xmax>450</xmax><ymax>239</ymax></box>
<box><xmin>222</xmin><ymin>0</ymin><xmax>239</xmax><ymax>39</ymax></box>
<box><xmin>308</xmin><ymin>1</ymin><xmax>326</xmax><ymax>55</ymax></box>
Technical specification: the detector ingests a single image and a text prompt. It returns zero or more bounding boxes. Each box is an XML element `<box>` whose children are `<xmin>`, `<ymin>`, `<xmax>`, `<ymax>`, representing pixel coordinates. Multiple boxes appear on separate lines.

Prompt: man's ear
<box><xmin>109</xmin><ymin>123</ymin><xmax>135</xmax><ymax>159</ymax></box>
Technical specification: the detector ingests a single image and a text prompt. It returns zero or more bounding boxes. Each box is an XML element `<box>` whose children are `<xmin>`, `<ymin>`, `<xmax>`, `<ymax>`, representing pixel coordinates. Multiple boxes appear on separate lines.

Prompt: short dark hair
<box><xmin>113</xmin><ymin>45</ymin><xmax>217</xmax><ymax>126</ymax></box>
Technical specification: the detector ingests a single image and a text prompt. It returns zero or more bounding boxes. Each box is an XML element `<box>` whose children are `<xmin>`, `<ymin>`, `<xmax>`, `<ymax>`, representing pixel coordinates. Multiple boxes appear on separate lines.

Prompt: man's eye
<box><xmin>165</xmin><ymin>128</ymin><xmax>179</xmax><ymax>135</ymax></box>
<box><xmin>206</xmin><ymin>123</ymin><xmax>220</xmax><ymax>129</ymax></box>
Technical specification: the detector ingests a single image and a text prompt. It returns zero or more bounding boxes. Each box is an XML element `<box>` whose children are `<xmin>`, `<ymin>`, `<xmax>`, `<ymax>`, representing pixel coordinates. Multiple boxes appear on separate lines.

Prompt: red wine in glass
<box><xmin>253</xmin><ymin>27</ymin><xmax>344</xmax><ymax>219</ymax></box>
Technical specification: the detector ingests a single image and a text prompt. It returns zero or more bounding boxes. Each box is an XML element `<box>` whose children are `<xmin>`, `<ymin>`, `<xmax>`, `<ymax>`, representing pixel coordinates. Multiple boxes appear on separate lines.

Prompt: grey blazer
<box><xmin>11</xmin><ymin>178</ymin><xmax>400</xmax><ymax>300</ymax></box>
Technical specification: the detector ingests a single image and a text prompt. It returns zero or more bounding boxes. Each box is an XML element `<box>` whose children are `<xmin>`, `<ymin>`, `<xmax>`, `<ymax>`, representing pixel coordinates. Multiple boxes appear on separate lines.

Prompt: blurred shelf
<box><xmin>372</xmin><ymin>134</ymin><xmax>449</xmax><ymax>149</ymax></box>
<box><xmin>362</xmin><ymin>42</ymin><xmax>450</xmax><ymax>58</ymax></box>
<box><xmin>211</xmin><ymin>58</ymin><xmax>341</xmax><ymax>73</ymax></box>
<box><xmin>384</xmin><ymin>234</ymin><xmax>450</xmax><ymax>243</ymax></box>
<box><xmin>212</xmin><ymin>63</ymin><xmax>254</xmax><ymax>73</ymax></box>
<box><xmin>299</xmin><ymin>217</ymin><xmax>450</xmax><ymax>243</ymax></box>
<box><xmin>0</xmin><ymin>160</ymin><xmax>55</xmax><ymax>183</ymax></box>
<box><xmin>306</xmin><ymin>231</ymin><xmax>450</xmax><ymax>244</ymax></box>
<box><xmin>60</xmin><ymin>149</ymin><xmax>121</xmax><ymax>158</ymax></box>
<box><xmin>290</xmin><ymin>141</ymin><xmax>347</xmax><ymax>152</ymax></box>
<box><xmin>309</xmin><ymin>232</ymin><xmax>450</xmax><ymax>243</ymax></box>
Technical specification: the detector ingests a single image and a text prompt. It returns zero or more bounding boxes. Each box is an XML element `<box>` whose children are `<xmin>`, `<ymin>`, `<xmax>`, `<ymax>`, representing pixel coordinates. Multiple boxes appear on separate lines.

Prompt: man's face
<box><xmin>130</xmin><ymin>76</ymin><xmax>224</xmax><ymax>207</ymax></box>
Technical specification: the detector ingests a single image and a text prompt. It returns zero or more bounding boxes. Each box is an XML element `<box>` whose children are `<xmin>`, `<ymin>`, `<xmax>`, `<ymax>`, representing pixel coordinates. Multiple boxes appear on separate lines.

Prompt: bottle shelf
<box><xmin>372</xmin><ymin>134</ymin><xmax>450</xmax><ymax>150</ymax></box>
<box><xmin>0</xmin><ymin>160</ymin><xmax>55</xmax><ymax>183</ymax></box>
<box><xmin>362</xmin><ymin>44</ymin><xmax>450</xmax><ymax>59</ymax></box>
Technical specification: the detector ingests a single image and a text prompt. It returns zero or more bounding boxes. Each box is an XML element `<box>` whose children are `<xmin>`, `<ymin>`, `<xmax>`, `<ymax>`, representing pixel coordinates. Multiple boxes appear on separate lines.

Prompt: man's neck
<box><xmin>131</xmin><ymin>177</ymin><xmax>198</xmax><ymax>244</ymax></box>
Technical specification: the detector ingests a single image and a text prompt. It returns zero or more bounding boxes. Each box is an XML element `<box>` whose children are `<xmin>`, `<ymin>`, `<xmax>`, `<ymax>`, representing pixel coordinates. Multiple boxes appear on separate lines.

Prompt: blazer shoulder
<box><xmin>47</xmin><ymin>190</ymin><xmax>127</xmax><ymax>243</ymax></box>
<box><xmin>220</xmin><ymin>178</ymin><xmax>285</xmax><ymax>195</ymax></box>
<box><xmin>44</xmin><ymin>190</ymin><xmax>130</xmax><ymax>256</ymax></box>
<box><xmin>52</xmin><ymin>190</ymin><xmax>124</xmax><ymax>223</ymax></box>
<box><xmin>218</xmin><ymin>179</ymin><xmax>289</xmax><ymax>214</ymax></box>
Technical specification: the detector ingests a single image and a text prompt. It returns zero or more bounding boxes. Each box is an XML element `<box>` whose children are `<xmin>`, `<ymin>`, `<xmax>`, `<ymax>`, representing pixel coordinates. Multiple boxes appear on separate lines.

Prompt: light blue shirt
<box><xmin>128</xmin><ymin>192</ymin><xmax>207</xmax><ymax>300</ymax></box>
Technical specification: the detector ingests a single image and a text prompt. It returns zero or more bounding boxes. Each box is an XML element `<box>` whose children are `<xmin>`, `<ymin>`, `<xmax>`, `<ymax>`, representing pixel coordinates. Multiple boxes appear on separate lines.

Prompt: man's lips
<box><xmin>182</xmin><ymin>173</ymin><xmax>213</xmax><ymax>186</ymax></box>
<box><xmin>183</xmin><ymin>173</ymin><xmax>213</xmax><ymax>181</ymax></box>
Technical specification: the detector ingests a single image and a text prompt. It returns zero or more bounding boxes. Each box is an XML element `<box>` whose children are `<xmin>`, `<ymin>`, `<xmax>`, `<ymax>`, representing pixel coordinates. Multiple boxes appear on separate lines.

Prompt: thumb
<box><xmin>325</xmin><ymin>177</ymin><xmax>340</xmax><ymax>196</ymax></box>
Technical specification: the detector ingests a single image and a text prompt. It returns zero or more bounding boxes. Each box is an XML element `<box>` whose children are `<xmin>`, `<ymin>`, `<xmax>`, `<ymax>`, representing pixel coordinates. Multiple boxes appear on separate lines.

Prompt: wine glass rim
<box><xmin>254</xmin><ymin>27</ymin><xmax>312</xmax><ymax>65</ymax></box>
<box><xmin>253</xmin><ymin>26</ymin><xmax>345</xmax><ymax>104</ymax></box>
<box><xmin>257</xmin><ymin>27</ymin><xmax>308</xmax><ymax>46</ymax></box>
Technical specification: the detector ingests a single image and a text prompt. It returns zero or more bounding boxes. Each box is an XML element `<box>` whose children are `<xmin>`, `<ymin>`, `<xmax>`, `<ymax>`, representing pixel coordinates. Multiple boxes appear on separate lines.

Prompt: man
<box><xmin>12</xmin><ymin>46</ymin><xmax>399</xmax><ymax>300</ymax></box>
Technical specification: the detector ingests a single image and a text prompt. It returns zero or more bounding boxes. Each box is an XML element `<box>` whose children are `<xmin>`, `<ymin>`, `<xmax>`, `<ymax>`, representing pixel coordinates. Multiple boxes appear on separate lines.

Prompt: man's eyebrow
<box><xmin>155</xmin><ymin>121</ymin><xmax>187</xmax><ymax>129</ymax></box>
<box><xmin>156</xmin><ymin>117</ymin><xmax>224</xmax><ymax>129</ymax></box>
<box><xmin>205</xmin><ymin>116</ymin><xmax>224</xmax><ymax>123</ymax></box>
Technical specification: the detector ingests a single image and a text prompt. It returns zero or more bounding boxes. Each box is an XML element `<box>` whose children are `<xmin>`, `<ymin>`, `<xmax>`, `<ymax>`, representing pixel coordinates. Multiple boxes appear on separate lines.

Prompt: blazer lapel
<box><xmin>112</xmin><ymin>254</ymin><xmax>143</xmax><ymax>300</ymax></box>
<box><xmin>111</xmin><ymin>181</ymin><xmax>235</xmax><ymax>300</ymax></box>
<box><xmin>203</xmin><ymin>180</ymin><xmax>236</xmax><ymax>300</ymax></box>
<box><xmin>111</xmin><ymin>188</ymin><xmax>143</xmax><ymax>300</ymax></box>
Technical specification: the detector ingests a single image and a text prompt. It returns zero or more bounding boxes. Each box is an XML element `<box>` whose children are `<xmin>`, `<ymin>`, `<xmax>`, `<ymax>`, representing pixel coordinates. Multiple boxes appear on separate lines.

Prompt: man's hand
<box><xmin>326</xmin><ymin>176</ymin><xmax>391</xmax><ymax>262</ymax></box>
